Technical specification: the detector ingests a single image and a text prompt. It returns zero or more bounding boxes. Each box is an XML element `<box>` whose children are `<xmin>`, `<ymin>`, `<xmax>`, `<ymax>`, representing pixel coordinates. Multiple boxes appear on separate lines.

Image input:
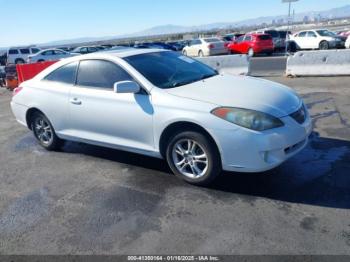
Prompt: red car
<box><xmin>227</xmin><ymin>34</ymin><xmax>274</xmax><ymax>56</ymax></box>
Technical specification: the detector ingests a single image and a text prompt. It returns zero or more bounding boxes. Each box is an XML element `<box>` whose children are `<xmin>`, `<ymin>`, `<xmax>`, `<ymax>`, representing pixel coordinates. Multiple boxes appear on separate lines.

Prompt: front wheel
<box><xmin>166</xmin><ymin>131</ymin><xmax>221</xmax><ymax>185</ymax></box>
<box><xmin>31</xmin><ymin>112</ymin><xmax>62</xmax><ymax>151</ymax></box>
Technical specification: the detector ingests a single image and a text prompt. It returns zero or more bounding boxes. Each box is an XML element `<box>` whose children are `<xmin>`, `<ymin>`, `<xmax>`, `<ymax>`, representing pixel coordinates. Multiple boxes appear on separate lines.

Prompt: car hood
<box><xmin>165</xmin><ymin>74</ymin><xmax>302</xmax><ymax>118</ymax></box>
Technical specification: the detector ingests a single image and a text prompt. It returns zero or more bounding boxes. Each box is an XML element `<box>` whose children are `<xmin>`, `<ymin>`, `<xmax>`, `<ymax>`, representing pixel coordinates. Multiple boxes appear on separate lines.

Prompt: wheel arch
<box><xmin>26</xmin><ymin>107</ymin><xmax>45</xmax><ymax>130</ymax></box>
<box><xmin>159</xmin><ymin>121</ymin><xmax>221</xmax><ymax>160</ymax></box>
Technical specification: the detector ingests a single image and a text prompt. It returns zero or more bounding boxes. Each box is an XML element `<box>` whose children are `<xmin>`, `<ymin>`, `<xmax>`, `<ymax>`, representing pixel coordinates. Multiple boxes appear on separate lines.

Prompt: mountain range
<box><xmin>4</xmin><ymin>4</ymin><xmax>350</xmax><ymax>48</ymax></box>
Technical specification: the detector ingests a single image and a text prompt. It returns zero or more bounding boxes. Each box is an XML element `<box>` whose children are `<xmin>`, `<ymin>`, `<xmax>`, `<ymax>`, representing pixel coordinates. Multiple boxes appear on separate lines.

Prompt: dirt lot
<box><xmin>0</xmin><ymin>76</ymin><xmax>350</xmax><ymax>255</ymax></box>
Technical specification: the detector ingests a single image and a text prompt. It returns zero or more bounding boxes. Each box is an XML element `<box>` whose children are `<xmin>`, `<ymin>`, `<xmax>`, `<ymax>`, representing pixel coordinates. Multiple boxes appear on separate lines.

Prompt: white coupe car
<box><xmin>290</xmin><ymin>29</ymin><xmax>345</xmax><ymax>50</ymax></box>
<box><xmin>27</xmin><ymin>49</ymin><xmax>79</xmax><ymax>63</ymax></box>
<box><xmin>182</xmin><ymin>38</ymin><xmax>228</xmax><ymax>57</ymax></box>
<box><xmin>11</xmin><ymin>49</ymin><xmax>312</xmax><ymax>185</ymax></box>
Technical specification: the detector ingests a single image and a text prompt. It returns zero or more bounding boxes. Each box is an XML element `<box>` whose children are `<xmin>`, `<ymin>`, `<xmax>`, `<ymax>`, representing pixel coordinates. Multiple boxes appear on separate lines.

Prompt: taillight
<box><xmin>13</xmin><ymin>86</ymin><xmax>23</xmax><ymax>96</ymax></box>
<box><xmin>208</xmin><ymin>44</ymin><xmax>215</xmax><ymax>49</ymax></box>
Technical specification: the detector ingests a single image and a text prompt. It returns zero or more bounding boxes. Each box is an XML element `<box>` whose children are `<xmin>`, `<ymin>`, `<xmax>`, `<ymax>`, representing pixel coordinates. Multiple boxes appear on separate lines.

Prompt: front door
<box><xmin>68</xmin><ymin>59</ymin><xmax>155</xmax><ymax>153</ymax></box>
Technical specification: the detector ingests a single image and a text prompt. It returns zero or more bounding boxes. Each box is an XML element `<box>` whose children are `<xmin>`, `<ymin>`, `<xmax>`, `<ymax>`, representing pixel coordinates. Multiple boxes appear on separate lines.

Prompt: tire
<box><xmin>30</xmin><ymin>112</ymin><xmax>63</xmax><ymax>151</ymax></box>
<box><xmin>15</xmin><ymin>58</ymin><xmax>25</xmax><ymax>64</ymax></box>
<box><xmin>182</xmin><ymin>50</ymin><xmax>187</xmax><ymax>56</ymax></box>
<box><xmin>248</xmin><ymin>48</ymin><xmax>254</xmax><ymax>57</ymax></box>
<box><xmin>38</xmin><ymin>59</ymin><xmax>45</xmax><ymax>62</ymax></box>
<box><xmin>198</xmin><ymin>50</ymin><xmax>204</xmax><ymax>57</ymax></box>
<box><xmin>319</xmin><ymin>41</ymin><xmax>329</xmax><ymax>50</ymax></box>
<box><xmin>266</xmin><ymin>52</ymin><xmax>273</xmax><ymax>56</ymax></box>
<box><xmin>166</xmin><ymin>131</ymin><xmax>221</xmax><ymax>186</ymax></box>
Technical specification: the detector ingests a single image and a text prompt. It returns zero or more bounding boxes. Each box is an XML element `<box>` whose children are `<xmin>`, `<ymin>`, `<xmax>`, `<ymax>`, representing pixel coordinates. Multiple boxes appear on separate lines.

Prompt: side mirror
<box><xmin>114</xmin><ymin>81</ymin><xmax>141</xmax><ymax>94</ymax></box>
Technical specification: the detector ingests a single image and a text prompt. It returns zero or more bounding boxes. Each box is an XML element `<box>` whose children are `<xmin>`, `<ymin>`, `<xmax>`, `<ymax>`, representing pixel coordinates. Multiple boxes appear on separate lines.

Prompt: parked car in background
<box><xmin>71</xmin><ymin>46</ymin><xmax>99</xmax><ymax>54</ymax></box>
<box><xmin>251</xmin><ymin>29</ymin><xmax>282</xmax><ymax>50</ymax></box>
<box><xmin>222</xmin><ymin>33</ymin><xmax>244</xmax><ymax>42</ymax></box>
<box><xmin>277</xmin><ymin>30</ymin><xmax>292</xmax><ymax>50</ymax></box>
<box><xmin>134</xmin><ymin>42</ymin><xmax>177</xmax><ymax>51</ymax></box>
<box><xmin>27</xmin><ymin>49</ymin><xmax>79</xmax><ymax>63</ymax></box>
<box><xmin>0</xmin><ymin>66</ymin><xmax>5</xmax><ymax>87</ymax></box>
<box><xmin>166</xmin><ymin>41</ymin><xmax>185</xmax><ymax>51</ymax></box>
<box><xmin>104</xmin><ymin>46</ymin><xmax>134</xmax><ymax>51</ymax></box>
<box><xmin>57</xmin><ymin>47</ymin><xmax>72</xmax><ymax>52</ymax></box>
<box><xmin>337</xmin><ymin>30</ymin><xmax>350</xmax><ymax>38</ymax></box>
<box><xmin>227</xmin><ymin>34</ymin><xmax>274</xmax><ymax>56</ymax></box>
<box><xmin>101</xmin><ymin>44</ymin><xmax>114</xmax><ymax>49</ymax></box>
<box><xmin>0</xmin><ymin>53</ymin><xmax>7</xmax><ymax>66</ymax></box>
<box><xmin>182</xmin><ymin>38</ymin><xmax>228</xmax><ymax>57</ymax></box>
<box><xmin>289</xmin><ymin>29</ymin><xmax>346</xmax><ymax>50</ymax></box>
<box><xmin>7</xmin><ymin>46</ymin><xmax>41</xmax><ymax>64</ymax></box>
<box><xmin>11</xmin><ymin>49</ymin><xmax>312</xmax><ymax>185</ymax></box>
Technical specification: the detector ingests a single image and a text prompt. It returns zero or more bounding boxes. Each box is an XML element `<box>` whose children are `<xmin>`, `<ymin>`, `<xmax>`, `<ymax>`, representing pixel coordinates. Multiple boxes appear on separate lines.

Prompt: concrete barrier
<box><xmin>196</xmin><ymin>55</ymin><xmax>250</xmax><ymax>76</ymax></box>
<box><xmin>286</xmin><ymin>49</ymin><xmax>350</xmax><ymax>77</ymax></box>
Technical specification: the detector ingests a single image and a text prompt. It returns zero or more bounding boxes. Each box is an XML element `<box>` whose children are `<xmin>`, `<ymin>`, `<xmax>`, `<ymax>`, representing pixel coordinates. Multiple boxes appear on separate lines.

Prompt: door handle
<box><xmin>70</xmin><ymin>98</ymin><xmax>82</xmax><ymax>105</ymax></box>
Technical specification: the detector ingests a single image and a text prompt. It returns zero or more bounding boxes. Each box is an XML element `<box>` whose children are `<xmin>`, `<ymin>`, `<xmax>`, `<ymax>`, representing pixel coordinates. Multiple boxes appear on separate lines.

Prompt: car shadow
<box><xmin>62</xmin><ymin>132</ymin><xmax>350</xmax><ymax>210</ymax></box>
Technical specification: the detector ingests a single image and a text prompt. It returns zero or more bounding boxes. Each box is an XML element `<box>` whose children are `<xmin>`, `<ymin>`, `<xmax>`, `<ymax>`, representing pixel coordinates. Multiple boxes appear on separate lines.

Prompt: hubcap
<box><xmin>34</xmin><ymin>117</ymin><xmax>53</xmax><ymax>145</ymax></box>
<box><xmin>172</xmin><ymin>139</ymin><xmax>208</xmax><ymax>179</ymax></box>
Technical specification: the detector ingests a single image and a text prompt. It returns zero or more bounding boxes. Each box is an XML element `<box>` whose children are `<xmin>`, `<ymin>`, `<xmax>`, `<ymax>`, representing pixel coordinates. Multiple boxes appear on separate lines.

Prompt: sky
<box><xmin>0</xmin><ymin>0</ymin><xmax>349</xmax><ymax>47</ymax></box>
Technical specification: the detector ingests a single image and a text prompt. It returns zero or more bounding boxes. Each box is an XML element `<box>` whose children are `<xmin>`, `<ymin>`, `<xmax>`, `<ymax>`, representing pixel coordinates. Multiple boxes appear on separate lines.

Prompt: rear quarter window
<box><xmin>44</xmin><ymin>62</ymin><xmax>78</xmax><ymax>84</ymax></box>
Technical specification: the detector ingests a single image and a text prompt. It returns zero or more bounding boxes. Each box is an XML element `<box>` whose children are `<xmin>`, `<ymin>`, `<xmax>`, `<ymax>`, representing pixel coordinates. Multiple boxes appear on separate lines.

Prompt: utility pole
<box><xmin>282</xmin><ymin>0</ymin><xmax>299</xmax><ymax>55</ymax></box>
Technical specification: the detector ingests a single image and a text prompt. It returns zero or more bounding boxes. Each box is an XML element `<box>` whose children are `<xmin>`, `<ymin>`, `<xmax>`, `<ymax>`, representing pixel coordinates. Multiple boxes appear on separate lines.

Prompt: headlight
<box><xmin>211</xmin><ymin>107</ymin><xmax>284</xmax><ymax>131</ymax></box>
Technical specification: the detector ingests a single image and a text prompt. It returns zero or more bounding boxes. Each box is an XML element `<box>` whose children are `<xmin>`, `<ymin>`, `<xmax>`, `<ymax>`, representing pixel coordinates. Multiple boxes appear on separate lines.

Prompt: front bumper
<box><xmin>209</xmin><ymin>113</ymin><xmax>313</xmax><ymax>173</ymax></box>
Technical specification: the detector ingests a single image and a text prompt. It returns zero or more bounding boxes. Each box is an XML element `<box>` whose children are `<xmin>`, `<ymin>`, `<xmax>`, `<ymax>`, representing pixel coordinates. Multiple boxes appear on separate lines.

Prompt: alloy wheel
<box><xmin>172</xmin><ymin>139</ymin><xmax>208</xmax><ymax>179</ymax></box>
<box><xmin>34</xmin><ymin>117</ymin><xmax>53</xmax><ymax>145</ymax></box>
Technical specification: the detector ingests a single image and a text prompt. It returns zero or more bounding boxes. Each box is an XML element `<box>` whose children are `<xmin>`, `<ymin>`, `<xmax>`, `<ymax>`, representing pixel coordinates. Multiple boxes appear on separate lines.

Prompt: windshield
<box><xmin>317</xmin><ymin>30</ymin><xmax>336</xmax><ymax>37</ymax></box>
<box><xmin>124</xmin><ymin>51</ymin><xmax>218</xmax><ymax>89</ymax></box>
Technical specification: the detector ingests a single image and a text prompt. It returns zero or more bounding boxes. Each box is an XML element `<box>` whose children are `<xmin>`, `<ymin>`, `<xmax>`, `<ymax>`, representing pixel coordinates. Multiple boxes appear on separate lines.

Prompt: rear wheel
<box><xmin>31</xmin><ymin>112</ymin><xmax>62</xmax><ymax>151</ymax></box>
<box><xmin>319</xmin><ymin>41</ymin><xmax>329</xmax><ymax>50</ymax></box>
<box><xmin>166</xmin><ymin>131</ymin><xmax>221</xmax><ymax>186</ymax></box>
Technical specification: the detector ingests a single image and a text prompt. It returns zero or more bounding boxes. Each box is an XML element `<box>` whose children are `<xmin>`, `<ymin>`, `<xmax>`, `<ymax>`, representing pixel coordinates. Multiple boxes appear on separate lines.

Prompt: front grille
<box><xmin>290</xmin><ymin>105</ymin><xmax>306</xmax><ymax>124</ymax></box>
